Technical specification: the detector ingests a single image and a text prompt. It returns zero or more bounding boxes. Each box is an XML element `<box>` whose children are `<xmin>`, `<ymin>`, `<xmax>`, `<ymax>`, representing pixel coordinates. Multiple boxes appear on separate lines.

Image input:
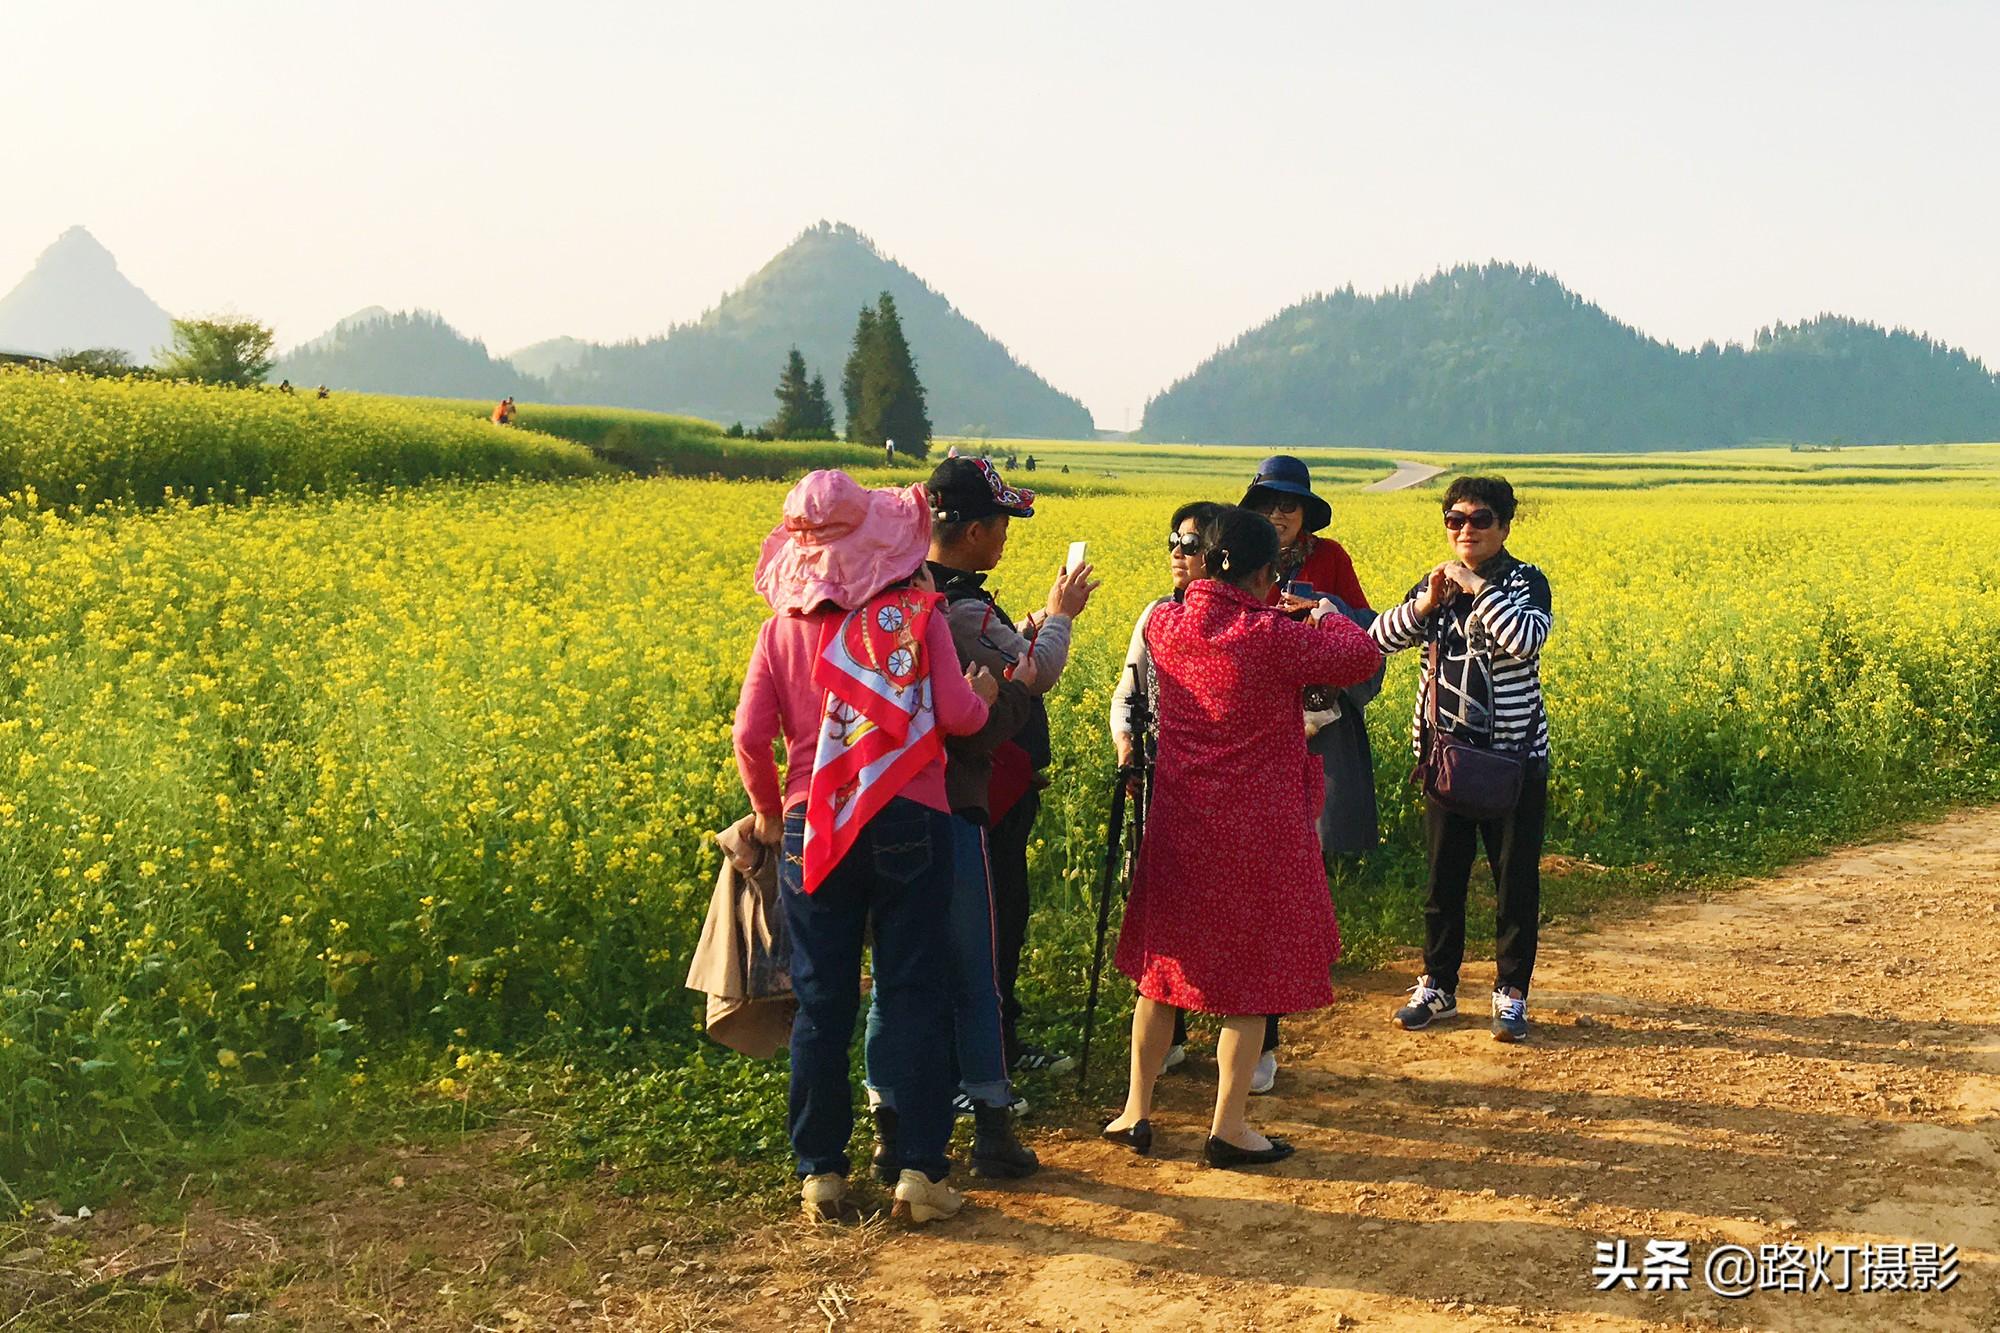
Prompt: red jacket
<box><xmin>1269</xmin><ymin>536</ymin><xmax>1369</xmax><ymax>611</ymax></box>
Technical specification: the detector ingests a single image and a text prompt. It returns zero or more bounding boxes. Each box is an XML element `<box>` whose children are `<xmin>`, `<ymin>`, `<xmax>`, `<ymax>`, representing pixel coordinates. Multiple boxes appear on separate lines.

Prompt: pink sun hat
<box><xmin>754</xmin><ymin>470</ymin><xmax>933</xmax><ymax>615</ymax></box>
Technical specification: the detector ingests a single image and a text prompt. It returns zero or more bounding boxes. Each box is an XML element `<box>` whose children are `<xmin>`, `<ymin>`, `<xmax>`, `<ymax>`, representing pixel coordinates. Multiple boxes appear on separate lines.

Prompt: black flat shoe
<box><xmin>1203</xmin><ymin>1135</ymin><xmax>1295</xmax><ymax>1168</ymax></box>
<box><xmin>1101</xmin><ymin>1118</ymin><xmax>1152</xmax><ymax>1155</ymax></box>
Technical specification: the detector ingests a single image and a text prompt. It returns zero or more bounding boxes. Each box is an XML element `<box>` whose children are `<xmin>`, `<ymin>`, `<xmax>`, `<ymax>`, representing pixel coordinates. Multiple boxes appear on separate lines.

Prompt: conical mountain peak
<box><xmin>552</xmin><ymin>221</ymin><xmax>1092</xmax><ymax>435</ymax></box>
<box><xmin>40</xmin><ymin>225</ymin><xmax>119</xmax><ymax>268</ymax></box>
<box><xmin>0</xmin><ymin>227</ymin><xmax>175</xmax><ymax>361</ymax></box>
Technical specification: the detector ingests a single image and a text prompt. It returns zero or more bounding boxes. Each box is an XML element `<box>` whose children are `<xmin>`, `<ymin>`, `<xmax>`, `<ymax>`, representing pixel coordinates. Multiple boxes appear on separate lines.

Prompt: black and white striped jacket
<box><xmin>1369</xmin><ymin>554</ymin><xmax>1553</xmax><ymax>760</ymax></box>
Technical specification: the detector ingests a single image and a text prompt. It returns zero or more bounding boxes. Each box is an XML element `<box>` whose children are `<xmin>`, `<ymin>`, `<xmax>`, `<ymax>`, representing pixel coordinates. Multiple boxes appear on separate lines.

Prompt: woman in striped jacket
<box><xmin>1370</xmin><ymin>476</ymin><xmax>1553</xmax><ymax>1042</ymax></box>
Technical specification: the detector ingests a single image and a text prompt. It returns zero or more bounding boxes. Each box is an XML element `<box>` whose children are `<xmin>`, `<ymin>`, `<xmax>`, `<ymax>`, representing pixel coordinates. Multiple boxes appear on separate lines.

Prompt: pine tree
<box><xmin>803</xmin><ymin>373</ymin><xmax>837</xmax><ymax>439</ymax></box>
<box><xmin>765</xmin><ymin>347</ymin><xmax>814</xmax><ymax>439</ymax></box>
<box><xmin>841</xmin><ymin>304</ymin><xmax>877</xmax><ymax>441</ymax></box>
<box><xmin>868</xmin><ymin>293</ymin><xmax>932</xmax><ymax>458</ymax></box>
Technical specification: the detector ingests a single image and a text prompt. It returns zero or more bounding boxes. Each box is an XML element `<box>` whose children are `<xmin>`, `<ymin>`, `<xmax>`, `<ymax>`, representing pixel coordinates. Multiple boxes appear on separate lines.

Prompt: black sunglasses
<box><xmin>1443</xmin><ymin>508</ymin><xmax>1499</xmax><ymax>532</ymax></box>
<box><xmin>1166</xmin><ymin>532</ymin><xmax>1203</xmax><ymax>554</ymax></box>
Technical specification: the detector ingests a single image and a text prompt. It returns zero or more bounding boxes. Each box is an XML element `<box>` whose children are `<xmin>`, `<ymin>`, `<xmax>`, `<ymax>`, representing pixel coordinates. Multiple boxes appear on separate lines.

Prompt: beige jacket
<box><xmin>684</xmin><ymin>815</ymin><xmax>795</xmax><ymax>1057</ymax></box>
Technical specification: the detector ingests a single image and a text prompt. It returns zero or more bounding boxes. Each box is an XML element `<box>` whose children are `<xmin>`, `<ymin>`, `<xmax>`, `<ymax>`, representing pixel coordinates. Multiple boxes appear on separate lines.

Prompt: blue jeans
<box><xmin>781</xmin><ymin>797</ymin><xmax>955</xmax><ymax>1180</ymax></box>
<box><xmin>865</xmin><ymin>814</ymin><xmax>1013</xmax><ymax>1110</ymax></box>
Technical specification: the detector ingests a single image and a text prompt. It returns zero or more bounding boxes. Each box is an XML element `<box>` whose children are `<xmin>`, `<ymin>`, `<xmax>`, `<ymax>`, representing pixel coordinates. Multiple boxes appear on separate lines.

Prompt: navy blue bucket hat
<box><xmin>1241</xmin><ymin>455</ymin><xmax>1332</xmax><ymax>535</ymax></box>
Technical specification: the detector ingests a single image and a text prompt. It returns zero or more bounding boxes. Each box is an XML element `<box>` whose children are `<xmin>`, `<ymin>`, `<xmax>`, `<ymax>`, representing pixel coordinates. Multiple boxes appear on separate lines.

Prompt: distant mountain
<box><xmin>507</xmin><ymin>335</ymin><xmax>588</xmax><ymax>380</ymax></box>
<box><xmin>276</xmin><ymin>309</ymin><xmax>542</xmax><ymax>399</ymax></box>
<box><xmin>547</xmin><ymin>222</ymin><xmax>1094</xmax><ymax>437</ymax></box>
<box><xmin>0</xmin><ymin>226</ymin><xmax>175</xmax><ymax>363</ymax></box>
<box><xmin>1141</xmin><ymin>263</ymin><xmax>2000</xmax><ymax>451</ymax></box>
<box><xmin>286</xmin><ymin>306</ymin><xmax>392</xmax><ymax>358</ymax></box>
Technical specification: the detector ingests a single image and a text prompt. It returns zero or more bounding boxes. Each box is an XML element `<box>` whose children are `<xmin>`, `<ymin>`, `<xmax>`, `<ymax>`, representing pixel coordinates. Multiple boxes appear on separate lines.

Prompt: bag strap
<box><xmin>1424</xmin><ymin>602</ymin><xmax>1515</xmax><ymax>755</ymax></box>
<box><xmin>1423</xmin><ymin>632</ymin><xmax>1441</xmax><ymax>741</ymax></box>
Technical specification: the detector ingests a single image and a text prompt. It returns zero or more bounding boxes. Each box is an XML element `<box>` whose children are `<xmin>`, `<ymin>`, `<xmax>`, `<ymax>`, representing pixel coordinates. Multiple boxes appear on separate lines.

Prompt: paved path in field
<box><xmin>1365</xmin><ymin>459</ymin><xmax>1447</xmax><ymax>492</ymax></box>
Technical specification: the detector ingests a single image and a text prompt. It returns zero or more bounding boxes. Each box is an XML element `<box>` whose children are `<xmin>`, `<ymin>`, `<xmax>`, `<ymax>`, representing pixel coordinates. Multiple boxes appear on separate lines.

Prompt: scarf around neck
<box><xmin>801</xmin><ymin>585</ymin><xmax>943</xmax><ymax>893</ymax></box>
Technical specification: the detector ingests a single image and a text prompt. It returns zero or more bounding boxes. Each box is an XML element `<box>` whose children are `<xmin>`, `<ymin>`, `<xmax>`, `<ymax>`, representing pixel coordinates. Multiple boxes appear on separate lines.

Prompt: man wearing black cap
<box><xmin>926</xmin><ymin>457</ymin><xmax>1098</xmax><ymax>1078</ymax></box>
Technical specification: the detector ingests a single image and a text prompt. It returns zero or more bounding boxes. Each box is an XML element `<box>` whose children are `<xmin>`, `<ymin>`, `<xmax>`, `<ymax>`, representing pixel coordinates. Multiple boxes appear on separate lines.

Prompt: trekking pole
<box><xmin>1078</xmin><ymin>662</ymin><xmax>1151</xmax><ymax>1094</ymax></box>
<box><xmin>1076</xmin><ymin>763</ymin><xmax>1129</xmax><ymax>1095</ymax></box>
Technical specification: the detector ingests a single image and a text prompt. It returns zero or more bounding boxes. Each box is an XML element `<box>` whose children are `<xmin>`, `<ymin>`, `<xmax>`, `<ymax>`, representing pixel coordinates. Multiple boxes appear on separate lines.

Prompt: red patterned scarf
<box><xmin>801</xmin><ymin>586</ymin><xmax>943</xmax><ymax>893</ymax></box>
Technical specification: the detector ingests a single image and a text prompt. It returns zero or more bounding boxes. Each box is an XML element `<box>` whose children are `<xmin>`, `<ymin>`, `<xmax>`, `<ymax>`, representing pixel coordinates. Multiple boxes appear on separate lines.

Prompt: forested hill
<box><xmin>277</xmin><ymin>310</ymin><xmax>543</xmax><ymax>400</ymax></box>
<box><xmin>1140</xmin><ymin>263</ymin><xmax>2000</xmax><ymax>451</ymax></box>
<box><xmin>545</xmin><ymin>222</ymin><xmax>1095</xmax><ymax>438</ymax></box>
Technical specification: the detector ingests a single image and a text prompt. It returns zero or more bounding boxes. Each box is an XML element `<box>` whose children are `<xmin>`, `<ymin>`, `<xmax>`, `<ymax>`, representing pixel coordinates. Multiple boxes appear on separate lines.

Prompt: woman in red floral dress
<box><xmin>1104</xmin><ymin>507</ymin><xmax>1382</xmax><ymax>1167</ymax></box>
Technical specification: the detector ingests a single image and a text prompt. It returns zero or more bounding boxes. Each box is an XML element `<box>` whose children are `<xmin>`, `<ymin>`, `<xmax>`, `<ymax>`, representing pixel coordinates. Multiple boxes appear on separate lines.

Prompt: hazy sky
<box><xmin>5</xmin><ymin>2</ymin><xmax>1995</xmax><ymax>428</ymax></box>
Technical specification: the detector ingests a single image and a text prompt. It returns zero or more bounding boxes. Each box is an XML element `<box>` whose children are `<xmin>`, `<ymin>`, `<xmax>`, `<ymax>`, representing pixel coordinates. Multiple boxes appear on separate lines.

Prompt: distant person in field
<box><xmin>733</xmin><ymin>470</ymin><xmax>998</xmax><ymax>1225</ymax></box>
<box><xmin>277</xmin><ymin>379</ymin><xmax>294</xmax><ymax>395</ymax></box>
<box><xmin>492</xmin><ymin>396</ymin><xmax>516</xmax><ymax>425</ymax></box>
<box><xmin>1372</xmin><ymin>476</ymin><xmax>1552</xmax><ymax>1043</ymax></box>
<box><xmin>885</xmin><ymin>439</ymin><xmax>896</xmax><ymax>465</ymax></box>
<box><xmin>1024</xmin><ymin>455</ymin><xmax>1036</xmax><ymax>472</ymax></box>
<box><xmin>926</xmin><ymin>457</ymin><xmax>1098</xmax><ymax>1080</ymax></box>
<box><xmin>1103</xmin><ymin>506</ymin><xmax>1380</xmax><ymax>1168</ymax></box>
<box><xmin>316</xmin><ymin>384</ymin><xmax>329</xmax><ymax>399</ymax></box>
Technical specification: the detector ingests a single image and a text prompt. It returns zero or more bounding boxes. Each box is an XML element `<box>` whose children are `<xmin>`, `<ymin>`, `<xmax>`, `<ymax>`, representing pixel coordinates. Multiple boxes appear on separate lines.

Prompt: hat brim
<box><xmin>932</xmin><ymin>496</ymin><xmax>1034</xmax><ymax>522</ymax></box>
<box><xmin>1242</xmin><ymin>482</ymin><xmax>1332</xmax><ymax>535</ymax></box>
<box><xmin>755</xmin><ymin>479</ymin><xmax>934</xmax><ymax>614</ymax></box>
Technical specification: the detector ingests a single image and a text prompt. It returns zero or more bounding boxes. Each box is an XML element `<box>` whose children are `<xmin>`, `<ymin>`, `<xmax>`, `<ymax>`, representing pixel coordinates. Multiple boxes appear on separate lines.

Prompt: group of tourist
<box><xmin>731</xmin><ymin>452</ymin><xmax>1552</xmax><ymax>1222</ymax></box>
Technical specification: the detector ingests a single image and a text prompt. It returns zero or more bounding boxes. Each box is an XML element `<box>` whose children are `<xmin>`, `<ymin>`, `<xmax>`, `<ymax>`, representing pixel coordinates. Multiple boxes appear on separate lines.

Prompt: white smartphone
<box><xmin>1065</xmin><ymin>540</ymin><xmax>1088</xmax><ymax>575</ymax></box>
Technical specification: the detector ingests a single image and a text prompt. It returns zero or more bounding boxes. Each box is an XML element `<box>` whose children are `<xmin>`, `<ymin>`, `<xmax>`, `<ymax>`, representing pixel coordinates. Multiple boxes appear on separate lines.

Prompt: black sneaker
<box><xmin>1392</xmin><ymin>977</ymin><xmax>1458</xmax><ymax>1030</ymax></box>
<box><xmin>1010</xmin><ymin>1044</ymin><xmax>1076</xmax><ymax>1077</ymax></box>
<box><xmin>953</xmin><ymin>1090</ymin><xmax>1030</xmax><ymax>1118</ymax></box>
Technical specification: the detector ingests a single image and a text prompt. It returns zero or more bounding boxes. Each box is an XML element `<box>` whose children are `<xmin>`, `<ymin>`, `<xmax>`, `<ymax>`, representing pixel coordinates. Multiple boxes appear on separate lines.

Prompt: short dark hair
<box><xmin>934</xmin><ymin>515</ymin><xmax>1001</xmax><ymax>550</ymax></box>
<box><xmin>1201</xmin><ymin>506</ymin><xmax>1280</xmax><ymax>587</ymax></box>
<box><xmin>1442</xmin><ymin>475</ymin><xmax>1518</xmax><ymax>524</ymax></box>
<box><xmin>1170</xmin><ymin>499</ymin><xmax>1224</xmax><ymax>533</ymax></box>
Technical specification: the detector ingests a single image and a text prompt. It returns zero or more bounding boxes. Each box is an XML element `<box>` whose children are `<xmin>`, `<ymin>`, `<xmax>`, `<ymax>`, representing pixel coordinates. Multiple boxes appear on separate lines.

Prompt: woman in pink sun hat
<box><xmin>733</xmin><ymin>470</ymin><xmax>999</xmax><ymax>1225</ymax></box>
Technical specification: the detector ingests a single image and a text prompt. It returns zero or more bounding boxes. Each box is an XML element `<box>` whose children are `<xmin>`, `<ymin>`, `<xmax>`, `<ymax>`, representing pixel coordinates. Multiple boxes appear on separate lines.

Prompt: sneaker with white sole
<box><xmin>1160</xmin><ymin>1043</ymin><xmax>1188</xmax><ymax>1074</ymax></box>
<box><xmin>1392</xmin><ymin>977</ymin><xmax>1458</xmax><ymax>1030</ymax></box>
<box><xmin>1010</xmin><ymin>1044</ymin><xmax>1075</xmax><ymax>1076</ymax></box>
<box><xmin>890</xmin><ymin>1169</ymin><xmax>964</xmax><ymax>1225</ymax></box>
<box><xmin>1249</xmin><ymin>1048</ymin><xmax>1278</xmax><ymax>1095</ymax></box>
<box><xmin>953</xmin><ymin>1090</ymin><xmax>1029</xmax><ymax>1118</ymax></box>
<box><xmin>801</xmin><ymin>1173</ymin><xmax>851</xmax><ymax>1223</ymax></box>
<box><xmin>1491</xmin><ymin>988</ymin><xmax>1529</xmax><ymax>1042</ymax></box>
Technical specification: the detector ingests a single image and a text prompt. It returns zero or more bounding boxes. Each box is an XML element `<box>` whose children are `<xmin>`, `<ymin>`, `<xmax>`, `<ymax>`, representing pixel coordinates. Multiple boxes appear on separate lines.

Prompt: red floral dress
<box><xmin>1114</xmin><ymin>580</ymin><xmax>1382</xmax><ymax>1014</ymax></box>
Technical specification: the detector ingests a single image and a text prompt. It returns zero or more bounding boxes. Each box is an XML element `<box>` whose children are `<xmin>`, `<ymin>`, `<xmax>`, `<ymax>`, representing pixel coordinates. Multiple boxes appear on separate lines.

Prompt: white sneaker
<box><xmin>801</xmin><ymin>1173</ymin><xmax>848</xmax><ymax>1223</ymax></box>
<box><xmin>1249</xmin><ymin>1049</ymin><xmax>1278</xmax><ymax>1095</ymax></box>
<box><xmin>1160</xmin><ymin>1043</ymin><xmax>1187</xmax><ymax>1074</ymax></box>
<box><xmin>890</xmin><ymin>1169</ymin><xmax>964</xmax><ymax>1225</ymax></box>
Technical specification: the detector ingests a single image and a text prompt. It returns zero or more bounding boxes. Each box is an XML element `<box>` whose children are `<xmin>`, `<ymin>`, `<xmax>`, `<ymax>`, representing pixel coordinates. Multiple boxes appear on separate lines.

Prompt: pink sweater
<box><xmin>734</xmin><ymin>605</ymin><xmax>990</xmax><ymax>816</ymax></box>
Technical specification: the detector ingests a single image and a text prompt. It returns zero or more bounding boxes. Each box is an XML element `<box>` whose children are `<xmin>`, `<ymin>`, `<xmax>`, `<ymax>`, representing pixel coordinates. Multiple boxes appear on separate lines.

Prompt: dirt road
<box><xmin>720</xmin><ymin>808</ymin><xmax>2000</xmax><ymax>1331</ymax></box>
<box><xmin>16</xmin><ymin>810</ymin><xmax>1997</xmax><ymax>1330</ymax></box>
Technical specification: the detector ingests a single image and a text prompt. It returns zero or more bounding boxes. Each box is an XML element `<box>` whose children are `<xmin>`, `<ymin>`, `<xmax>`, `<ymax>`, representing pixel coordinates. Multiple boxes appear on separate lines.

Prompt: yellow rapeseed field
<box><xmin>0</xmin><ymin>462</ymin><xmax>1994</xmax><ymax>1176</ymax></box>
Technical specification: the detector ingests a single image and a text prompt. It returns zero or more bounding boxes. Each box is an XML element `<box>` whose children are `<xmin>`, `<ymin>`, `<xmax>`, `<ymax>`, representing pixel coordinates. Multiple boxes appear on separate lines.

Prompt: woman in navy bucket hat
<box><xmin>1225</xmin><ymin>455</ymin><xmax>1382</xmax><ymax>1094</ymax></box>
<box><xmin>1241</xmin><ymin>456</ymin><xmax>1364</xmax><ymax>609</ymax></box>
